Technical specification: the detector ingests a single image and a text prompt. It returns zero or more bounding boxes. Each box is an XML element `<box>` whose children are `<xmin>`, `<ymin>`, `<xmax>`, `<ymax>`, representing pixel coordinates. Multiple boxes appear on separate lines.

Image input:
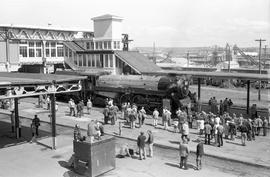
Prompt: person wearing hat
<box><xmin>32</xmin><ymin>115</ymin><xmax>40</xmax><ymax>136</ymax></box>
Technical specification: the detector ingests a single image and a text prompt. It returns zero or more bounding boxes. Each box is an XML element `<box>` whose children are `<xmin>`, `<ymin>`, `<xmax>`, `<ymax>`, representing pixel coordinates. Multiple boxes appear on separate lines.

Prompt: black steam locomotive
<box><xmin>92</xmin><ymin>74</ymin><xmax>195</xmax><ymax>113</ymax></box>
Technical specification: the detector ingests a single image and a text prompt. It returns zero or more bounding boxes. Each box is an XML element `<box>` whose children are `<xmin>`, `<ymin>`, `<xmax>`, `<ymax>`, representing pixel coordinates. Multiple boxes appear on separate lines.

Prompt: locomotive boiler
<box><xmin>92</xmin><ymin>74</ymin><xmax>195</xmax><ymax>114</ymax></box>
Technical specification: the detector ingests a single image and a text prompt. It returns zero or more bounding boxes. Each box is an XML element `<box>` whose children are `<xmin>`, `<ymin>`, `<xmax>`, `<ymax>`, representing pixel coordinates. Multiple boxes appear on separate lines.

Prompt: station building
<box><xmin>0</xmin><ymin>14</ymin><xmax>160</xmax><ymax>75</ymax></box>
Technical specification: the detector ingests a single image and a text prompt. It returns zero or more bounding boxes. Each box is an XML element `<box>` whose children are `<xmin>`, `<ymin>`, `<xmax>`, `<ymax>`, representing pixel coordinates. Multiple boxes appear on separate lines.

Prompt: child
<box><xmin>196</xmin><ymin>139</ymin><xmax>204</xmax><ymax>170</ymax></box>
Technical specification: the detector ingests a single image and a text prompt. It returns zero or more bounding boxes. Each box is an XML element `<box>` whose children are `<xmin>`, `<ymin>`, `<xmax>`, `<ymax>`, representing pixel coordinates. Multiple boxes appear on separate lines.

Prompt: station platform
<box><xmin>0</xmin><ymin>97</ymin><xmax>270</xmax><ymax>170</ymax></box>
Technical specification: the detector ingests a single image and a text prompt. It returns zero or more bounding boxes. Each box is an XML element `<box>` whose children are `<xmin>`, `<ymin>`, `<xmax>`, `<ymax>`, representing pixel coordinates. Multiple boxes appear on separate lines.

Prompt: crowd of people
<box><xmin>97</xmin><ymin>96</ymin><xmax>269</xmax><ymax>170</ymax></box>
<box><xmin>68</xmin><ymin>98</ymin><xmax>92</xmax><ymax>118</ymax></box>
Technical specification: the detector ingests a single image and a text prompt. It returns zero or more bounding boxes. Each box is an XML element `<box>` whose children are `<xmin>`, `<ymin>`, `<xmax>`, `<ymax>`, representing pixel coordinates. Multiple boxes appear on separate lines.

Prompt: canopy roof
<box><xmin>0</xmin><ymin>72</ymin><xmax>86</xmax><ymax>87</ymax></box>
<box><xmin>154</xmin><ymin>70</ymin><xmax>270</xmax><ymax>81</ymax></box>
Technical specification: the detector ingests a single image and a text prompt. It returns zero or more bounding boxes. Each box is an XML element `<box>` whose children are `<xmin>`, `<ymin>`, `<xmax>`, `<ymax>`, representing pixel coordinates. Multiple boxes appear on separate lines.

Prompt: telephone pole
<box><xmin>255</xmin><ymin>39</ymin><xmax>266</xmax><ymax>101</ymax></box>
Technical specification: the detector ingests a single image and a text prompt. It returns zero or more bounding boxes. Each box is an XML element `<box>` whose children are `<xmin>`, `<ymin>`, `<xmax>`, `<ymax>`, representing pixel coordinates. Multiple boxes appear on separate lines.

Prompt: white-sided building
<box><xmin>0</xmin><ymin>14</ymin><xmax>160</xmax><ymax>75</ymax></box>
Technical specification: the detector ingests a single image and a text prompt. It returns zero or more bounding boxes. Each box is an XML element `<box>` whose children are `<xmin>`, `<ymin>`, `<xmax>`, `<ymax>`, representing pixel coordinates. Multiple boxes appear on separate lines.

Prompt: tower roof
<box><xmin>91</xmin><ymin>14</ymin><xmax>123</xmax><ymax>21</ymax></box>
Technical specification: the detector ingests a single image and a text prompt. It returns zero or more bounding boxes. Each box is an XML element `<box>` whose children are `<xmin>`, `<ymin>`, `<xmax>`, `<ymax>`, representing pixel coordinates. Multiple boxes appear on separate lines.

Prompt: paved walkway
<box><xmin>0</xmin><ymin>133</ymin><xmax>240</xmax><ymax>177</ymax></box>
<box><xmin>1</xmin><ymin>97</ymin><xmax>270</xmax><ymax>169</ymax></box>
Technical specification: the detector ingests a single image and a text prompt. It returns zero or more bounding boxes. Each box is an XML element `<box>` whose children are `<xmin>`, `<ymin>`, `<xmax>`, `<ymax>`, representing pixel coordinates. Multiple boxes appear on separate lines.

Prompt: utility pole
<box><xmin>255</xmin><ymin>39</ymin><xmax>266</xmax><ymax>101</ymax></box>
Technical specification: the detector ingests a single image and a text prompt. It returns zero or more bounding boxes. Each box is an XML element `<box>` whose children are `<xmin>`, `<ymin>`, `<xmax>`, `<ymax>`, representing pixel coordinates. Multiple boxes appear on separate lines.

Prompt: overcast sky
<box><xmin>1</xmin><ymin>0</ymin><xmax>269</xmax><ymax>47</ymax></box>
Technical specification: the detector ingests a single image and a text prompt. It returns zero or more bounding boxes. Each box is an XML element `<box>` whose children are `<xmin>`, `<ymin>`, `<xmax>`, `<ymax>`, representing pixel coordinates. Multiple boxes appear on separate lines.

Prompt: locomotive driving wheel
<box><xmin>120</xmin><ymin>94</ymin><xmax>131</xmax><ymax>104</ymax></box>
<box><xmin>132</xmin><ymin>95</ymin><xmax>147</xmax><ymax>105</ymax></box>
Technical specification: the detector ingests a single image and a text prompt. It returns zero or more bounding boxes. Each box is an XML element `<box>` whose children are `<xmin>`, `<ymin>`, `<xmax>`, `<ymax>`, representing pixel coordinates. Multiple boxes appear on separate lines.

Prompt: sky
<box><xmin>1</xmin><ymin>0</ymin><xmax>269</xmax><ymax>48</ymax></box>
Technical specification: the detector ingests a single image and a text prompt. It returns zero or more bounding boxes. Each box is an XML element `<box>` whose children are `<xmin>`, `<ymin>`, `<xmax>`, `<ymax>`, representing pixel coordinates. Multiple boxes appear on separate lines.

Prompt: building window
<box><xmin>29</xmin><ymin>48</ymin><xmax>35</xmax><ymax>57</ymax></box>
<box><xmin>29</xmin><ymin>42</ymin><xmax>34</xmax><ymax>47</ymax></box>
<box><xmin>19</xmin><ymin>46</ymin><xmax>27</xmax><ymax>57</ymax></box>
<box><xmin>117</xmin><ymin>41</ymin><xmax>120</xmax><ymax>49</ymax></box>
<box><xmin>35</xmin><ymin>42</ymin><xmax>42</xmax><ymax>57</ymax></box>
<box><xmin>86</xmin><ymin>42</ymin><xmax>90</xmax><ymax>49</ymax></box>
<box><xmin>96</xmin><ymin>54</ymin><xmax>101</xmax><ymax>67</ymax></box>
<box><xmin>104</xmin><ymin>54</ymin><xmax>108</xmax><ymax>67</ymax></box>
<box><xmin>83</xmin><ymin>55</ymin><xmax>87</xmax><ymax>66</ymax></box>
<box><xmin>90</xmin><ymin>42</ymin><xmax>94</xmax><ymax>50</ymax></box>
<box><xmin>92</xmin><ymin>54</ymin><xmax>96</xmax><ymax>67</ymax></box>
<box><xmin>46</xmin><ymin>49</ymin><xmax>50</xmax><ymax>57</ymax></box>
<box><xmin>36</xmin><ymin>48</ymin><xmax>42</xmax><ymax>57</ymax></box>
<box><xmin>104</xmin><ymin>41</ymin><xmax>108</xmax><ymax>49</ymax></box>
<box><xmin>74</xmin><ymin>55</ymin><xmax>77</xmax><ymax>65</ymax></box>
<box><xmin>51</xmin><ymin>42</ymin><xmax>56</xmax><ymax>47</ymax></box>
<box><xmin>36</xmin><ymin>42</ymin><xmax>42</xmax><ymax>47</ymax></box>
<box><xmin>99</xmin><ymin>42</ymin><xmax>102</xmax><ymax>50</ymax></box>
<box><xmin>95</xmin><ymin>42</ymin><xmax>99</xmax><ymax>50</ymax></box>
<box><xmin>65</xmin><ymin>46</ymin><xmax>68</xmax><ymax>57</ymax></box>
<box><xmin>113</xmin><ymin>41</ymin><xmax>117</xmax><ymax>49</ymax></box>
<box><xmin>78</xmin><ymin>55</ymin><xmax>82</xmax><ymax>66</ymax></box>
<box><xmin>88</xmin><ymin>55</ymin><xmax>92</xmax><ymax>67</ymax></box>
<box><xmin>45</xmin><ymin>42</ymin><xmax>50</xmax><ymax>57</ymax></box>
<box><xmin>109</xmin><ymin>54</ymin><xmax>113</xmax><ymax>67</ymax></box>
<box><xmin>57</xmin><ymin>46</ymin><xmax>64</xmax><ymax>57</ymax></box>
<box><xmin>108</xmin><ymin>41</ymin><xmax>111</xmax><ymax>49</ymax></box>
<box><xmin>51</xmin><ymin>48</ymin><xmax>56</xmax><ymax>57</ymax></box>
<box><xmin>50</xmin><ymin>42</ymin><xmax>56</xmax><ymax>57</ymax></box>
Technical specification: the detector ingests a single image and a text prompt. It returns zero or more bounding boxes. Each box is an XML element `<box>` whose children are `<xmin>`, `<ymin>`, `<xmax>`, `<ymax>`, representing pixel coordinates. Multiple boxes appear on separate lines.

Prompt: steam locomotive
<box><xmin>55</xmin><ymin>71</ymin><xmax>195</xmax><ymax>114</ymax></box>
<box><xmin>92</xmin><ymin>74</ymin><xmax>195</xmax><ymax>113</ymax></box>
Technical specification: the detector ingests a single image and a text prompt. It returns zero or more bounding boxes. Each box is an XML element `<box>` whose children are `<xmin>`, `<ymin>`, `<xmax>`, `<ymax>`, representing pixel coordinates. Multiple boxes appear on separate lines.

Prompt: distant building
<box><xmin>0</xmin><ymin>14</ymin><xmax>160</xmax><ymax>75</ymax></box>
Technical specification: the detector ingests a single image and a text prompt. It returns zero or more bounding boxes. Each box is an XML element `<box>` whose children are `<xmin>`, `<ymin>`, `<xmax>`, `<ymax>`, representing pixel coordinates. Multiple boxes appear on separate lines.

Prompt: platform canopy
<box><xmin>154</xmin><ymin>70</ymin><xmax>270</xmax><ymax>81</ymax></box>
<box><xmin>0</xmin><ymin>72</ymin><xmax>87</xmax><ymax>99</ymax></box>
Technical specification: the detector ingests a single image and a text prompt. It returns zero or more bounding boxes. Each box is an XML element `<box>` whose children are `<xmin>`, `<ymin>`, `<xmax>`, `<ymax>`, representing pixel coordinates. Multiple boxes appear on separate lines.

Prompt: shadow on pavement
<box><xmin>0</xmin><ymin>120</ymin><xmax>51</xmax><ymax>149</ymax></box>
<box><xmin>169</xmin><ymin>140</ymin><xmax>180</xmax><ymax>145</ymax></box>
<box><xmin>165</xmin><ymin>162</ymin><xmax>197</xmax><ymax>170</ymax></box>
<box><xmin>225</xmin><ymin>140</ymin><xmax>243</xmax><ymax>146</ymax></box>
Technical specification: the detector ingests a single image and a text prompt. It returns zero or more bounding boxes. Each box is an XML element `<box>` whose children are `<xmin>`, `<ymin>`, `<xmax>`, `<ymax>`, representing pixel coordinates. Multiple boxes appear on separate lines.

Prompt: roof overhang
<box><xmin>0</xmin><ymin>72</ymin><xmax>87</xmax><ymax>99</ymax></box>
<box><xmin>153</xmin><ymin>70</ymin><xmax>270</xmax><ymax>81</ymax></box>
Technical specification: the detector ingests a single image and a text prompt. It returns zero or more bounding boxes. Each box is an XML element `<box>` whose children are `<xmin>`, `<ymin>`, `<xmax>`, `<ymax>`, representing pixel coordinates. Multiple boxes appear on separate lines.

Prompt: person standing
<box><xmin>137</xmin><ymin>132</ymin><xmax>147</xmax><ymax>160</ymax></box>
<box><xmin>73</xmin><ymin>124</ymin><xmax>82</xmax><ymax>142</ymax></box>
<box><xmin>30</xmin><ymin>122</ymin><xmax>37</xmax><ymax>143</ymax></box>
<box><xmin>239</xmin><ymin>123</ymin><xmax>248</xmax><ymax>146</ymax></box>
<box><xmin>87</xmin><ymin>99</ymin><xmax>92</xmax><ymax>115</ymax></box>
<box><xmin>256</xmin><ymin>116</ymin><xmax>263</xmax><ymax>136</ymax></box>
<box><xmin>69</xmin><ymin>99</ymin><xmax>76</xmax><ymax>117</ymax></box>
<box><xmin>262</xmin><ymin>117</ymin><xmax>268</xmax><ymax>136</ymax></box>
<box><xmin>223</xmin><ymin>98</ymin><xmax>229</xmax><ymax>113</ymax></box>
<box><xmin>46</xmin><ymin>96</ymin><xmax>50</xmax><ymax>110</ymax></box>
<box><xmin>87</xmin><ymin>120</ymin><xmax>96</xmax><ymax>143</ymax></box>
<box><xmin>179</xmin><ymin>138</ymin><xmax>189</xmax><ymax>169</ymax></box>
<box><xmin>152</xmin><ymin>108</ymin><xmax>159</xmax><ymax>127</ymax></box>
<box><xmin>219</xmin><ymin>100</ymin><xmax>224</xmax><ymax>116</ymax></box>
<box><xmin>196</xmin><ymin>139</ymin><xmax>204</xmax><ymax>170</ymax></box>
<box><xmin>204</xmin><ymin>122</ymin><xmax>212</xmax><ymax>145</ymax></box>
<box><xmin>217</xmin><ymin>123</ymin><xmax>224</xmax><ymax>147</ymax></box>
<box><xmin>147</xmin><ymin>130</ymin><xmax>154</xmax><ymax>158</ymax></box>
<box><xmin>182</xmin><ymin>121</ymin><xmax>189</xmax><ymax>141</ymax></box>
<box><xmin>103</xmin><ymin>106</ymin><xmax>109</xmax><ymax>124</ymax></box>
<box><xmin>32</xmin><ymin>115</ymin><xmax>40</xmax><ymax>136</ymax></box>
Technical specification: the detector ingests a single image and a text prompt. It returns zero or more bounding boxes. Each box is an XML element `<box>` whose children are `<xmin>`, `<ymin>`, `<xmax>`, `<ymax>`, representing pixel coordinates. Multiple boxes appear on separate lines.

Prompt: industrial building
<box><xmin>0</xmin><ymin>14</ymin><xmax>160</xmax><ymax>75</ymax></box>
